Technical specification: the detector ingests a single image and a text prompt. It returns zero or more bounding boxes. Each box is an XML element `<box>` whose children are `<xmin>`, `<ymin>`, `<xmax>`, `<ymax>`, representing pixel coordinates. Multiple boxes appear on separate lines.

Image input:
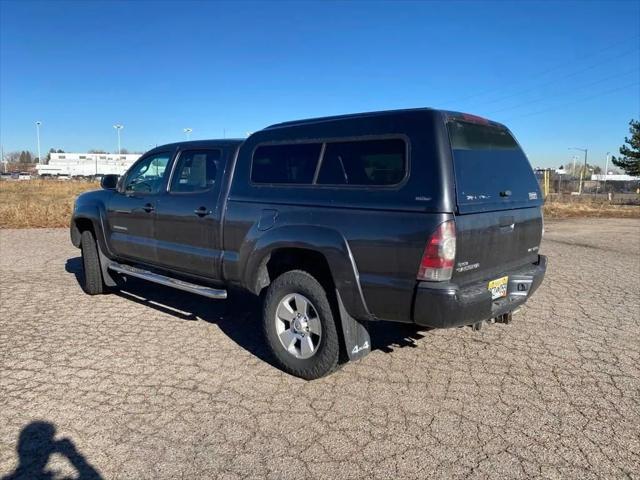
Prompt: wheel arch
<box><xmin>73</xmin><ymin>211</ymin><xmax>118</xmax><ymax>287</ymax></box>
<box><xmin>242</xmin><ymin>225</ymin><xmax>372</xmax><ymax>321</ymax></box>
<box><xmin>70</xmin><ymin>216</ymin><xmax>97</xmax><ymax>245</ymax></box>
<box><xmin>71</xmin><ymin>201</ymin><xmax>111</xmax><ymax>255</ymax></box>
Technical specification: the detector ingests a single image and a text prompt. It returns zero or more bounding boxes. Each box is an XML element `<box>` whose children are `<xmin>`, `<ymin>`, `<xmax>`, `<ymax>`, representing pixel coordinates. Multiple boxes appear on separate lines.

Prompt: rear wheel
<box><xmin>263</xmin><ymin>270</ymin><xmax>339</xmax><ymax>379</ymax></box>
<box><xmin>80</xmin><ymin>230</ymin><xmax>106</xmax><ymax>295</ymax></box>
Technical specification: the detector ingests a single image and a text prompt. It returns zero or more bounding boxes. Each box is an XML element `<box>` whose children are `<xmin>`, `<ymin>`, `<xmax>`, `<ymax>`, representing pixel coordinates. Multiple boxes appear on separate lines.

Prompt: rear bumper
<box><xmin>413</xmin><ymin>255</ymin><xmax>547</xmax><ymax>328</ymax></box>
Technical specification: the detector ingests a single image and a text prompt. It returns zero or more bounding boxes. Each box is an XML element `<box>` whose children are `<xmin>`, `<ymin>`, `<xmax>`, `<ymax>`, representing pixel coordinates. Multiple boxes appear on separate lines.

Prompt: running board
<box><xmin>108</xmin><ymin>262</ymin><xmax>227</xmax><ymax>299</ymax></box>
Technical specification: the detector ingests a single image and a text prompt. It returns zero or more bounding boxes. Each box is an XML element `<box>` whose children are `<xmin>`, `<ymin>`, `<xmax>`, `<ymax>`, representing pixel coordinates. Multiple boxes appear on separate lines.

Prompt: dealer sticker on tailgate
<box><xmin>488</xmin><ymin>276</ymin><xmax>508</xmax><ymax>300</ymax></box>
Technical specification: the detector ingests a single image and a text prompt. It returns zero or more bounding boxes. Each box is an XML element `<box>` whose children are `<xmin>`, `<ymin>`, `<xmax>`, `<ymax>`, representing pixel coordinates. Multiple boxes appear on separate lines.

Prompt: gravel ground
<box><xmin>1</xmin><ymin>218</ymin><xmax>639</xmax><ymax>479</ymax></box>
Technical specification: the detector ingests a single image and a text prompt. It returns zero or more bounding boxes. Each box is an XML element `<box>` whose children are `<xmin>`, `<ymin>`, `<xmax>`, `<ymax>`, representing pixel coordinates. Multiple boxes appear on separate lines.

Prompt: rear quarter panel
<box><xmin>224</xmin><ymin>200</ymin><xmax>450</xmax><ymax>322</ymax></box>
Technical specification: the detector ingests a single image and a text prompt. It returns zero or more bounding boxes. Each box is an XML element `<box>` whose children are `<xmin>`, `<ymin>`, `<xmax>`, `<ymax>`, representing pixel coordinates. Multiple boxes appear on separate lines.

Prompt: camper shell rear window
<box><xmin>446</xmin><ymin>120</ymin><xmax>541</xmax><ymax>213</ymax></box>
<box><xmin>448</xmin><ymin>121</ymin><xmax>518</xmax><ymax>150</ymax></box>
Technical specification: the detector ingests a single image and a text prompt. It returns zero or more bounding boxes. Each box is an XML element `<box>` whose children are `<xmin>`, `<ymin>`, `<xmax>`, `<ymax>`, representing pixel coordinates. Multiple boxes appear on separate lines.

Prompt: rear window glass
<box><xmin>251</xmin><ymin>143</ymin><xmax>322</xmax><ymax>184</ymax></box>
<box><xmin>448</xmin><ymin>121</ymin><xmax>518</xmax><ymax>150</ymax></box>
<box><xmin>317</xmin><ymin>139</ymin><xmax>406</xmax><ymax>186</ymax></box>
<box><xmin>446</xmin><ymin>120</ymin><xmax>541</xmax><ymax>213</ymax></box>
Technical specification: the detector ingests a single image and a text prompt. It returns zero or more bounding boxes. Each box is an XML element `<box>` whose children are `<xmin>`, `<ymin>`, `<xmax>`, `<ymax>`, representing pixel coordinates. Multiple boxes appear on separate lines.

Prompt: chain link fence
<box><xmin>535</xmin><ymin>171</ymin><xmax>640</xmax><ymax>205</ymax></box>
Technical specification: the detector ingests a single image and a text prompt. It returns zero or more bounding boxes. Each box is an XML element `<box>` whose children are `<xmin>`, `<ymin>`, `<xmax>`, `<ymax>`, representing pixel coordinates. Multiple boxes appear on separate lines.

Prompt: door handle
<box><xmin>143</xmin><ymin>203</ymin><xmax>154</xmax><ymax>213</ymax></box>
<box><xmin>499</xmin><ymin>215</ymin><xmax>515</xmax><ymax>232</ymax></box>
<box><xmin>194</xmin><ymin>207</ymin><xmax>211</xmax><ymax>217</ymax></box>
<box><xmin>499</xmin><ymin>215</ymin><xmax>515</xmax><ymax>227</ymax></box>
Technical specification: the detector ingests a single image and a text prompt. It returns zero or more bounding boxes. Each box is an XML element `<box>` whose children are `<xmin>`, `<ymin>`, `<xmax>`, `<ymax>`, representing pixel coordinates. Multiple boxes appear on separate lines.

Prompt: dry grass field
<box><xmin>0</xmin><ymin>180</ymin><xmax>98</xmax><ymax>229</ymax></box>
<box><xmin>543</xmin><ymin>199</ymin><xmax>640</xmax><ymax>218</ymax></box>
<box><xmin>0</xmin><ymin>180</ymin><xmax>639</xmax><ymax>229</ymax></box>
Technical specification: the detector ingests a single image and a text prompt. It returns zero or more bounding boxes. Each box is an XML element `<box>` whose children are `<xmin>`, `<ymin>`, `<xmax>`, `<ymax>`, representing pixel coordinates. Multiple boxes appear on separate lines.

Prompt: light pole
<box><xmin>604</xmin><ymin>152</ymin><xmax>611</xmax><ymax>193</ymax></box>
<box><xmin>568</xmin><ymin>147</ymin><xmax>588</xmax><ymax>194</ymax></box>
<box><xmin>113</xmin><ymin>124</ymin><xmax>124</xmax><ymax>155</ymax></box>
<box><xmin>35</xmin><ymin>121</ymin><xmax>42</xmax><ymax>163</ymax></box>
<box><xmin>183</xmin><ymin>128</ymin><xmax>192</xmax><ymax>140</ymax></box>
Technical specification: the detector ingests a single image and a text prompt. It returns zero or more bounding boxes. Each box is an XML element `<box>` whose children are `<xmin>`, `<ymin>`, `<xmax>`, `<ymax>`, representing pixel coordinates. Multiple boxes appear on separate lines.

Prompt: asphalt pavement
<box><xmin>1</xmin><ymin>218</ymin><xmax>639</xmax><ymax>479</ymax></box>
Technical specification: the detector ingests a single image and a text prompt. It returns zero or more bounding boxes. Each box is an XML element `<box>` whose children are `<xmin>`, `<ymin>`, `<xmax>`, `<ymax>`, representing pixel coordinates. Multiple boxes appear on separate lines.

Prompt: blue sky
<box><xmin>1</xmin><ymin>0</ymin><xmax>638</xmax><ymax>169</ymax></box>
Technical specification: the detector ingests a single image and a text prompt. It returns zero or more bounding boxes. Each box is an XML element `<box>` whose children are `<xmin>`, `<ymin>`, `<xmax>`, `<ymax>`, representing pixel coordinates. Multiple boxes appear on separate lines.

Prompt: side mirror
<box><xmin>100</xmin><ymin>174</ymin><xmax>119</xmax><ymax>190</ymax></box>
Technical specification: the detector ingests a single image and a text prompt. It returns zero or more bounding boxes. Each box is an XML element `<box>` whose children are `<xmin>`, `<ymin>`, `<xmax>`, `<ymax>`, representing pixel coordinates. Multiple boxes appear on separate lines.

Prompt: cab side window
<box><xmin>169</xmin><ymin>149</ymin><xmax>222</xmax><ymax>193</ymax></box>
<box><xmin>124</xmin><ymin>152</ymin><xmax>172</xmax><ymax>194</ymax></box>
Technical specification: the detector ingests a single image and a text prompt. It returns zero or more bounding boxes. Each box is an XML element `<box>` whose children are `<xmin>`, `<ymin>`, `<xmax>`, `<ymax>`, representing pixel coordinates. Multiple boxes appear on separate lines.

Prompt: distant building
<box><xmin>36</xmin><ymin>152</ymin><xmax>141</xmax><ymax>177</ymax></box>
<box><xmin>590</xmin><ymin>174</ymin><xmax>640</xmax><ymax>182</ymax></box>
<box><xmin>534</xmin><ymin>167</ymin><xmax>566</xmax><ymax>174</ymax></box>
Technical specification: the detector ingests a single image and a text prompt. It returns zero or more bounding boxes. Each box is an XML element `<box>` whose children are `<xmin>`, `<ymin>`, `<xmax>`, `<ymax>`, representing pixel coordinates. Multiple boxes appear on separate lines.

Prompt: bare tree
<box><xmin>4</xmin><ymin>151</ymin><xmax>22</xmax><ymax>163</ymax></box>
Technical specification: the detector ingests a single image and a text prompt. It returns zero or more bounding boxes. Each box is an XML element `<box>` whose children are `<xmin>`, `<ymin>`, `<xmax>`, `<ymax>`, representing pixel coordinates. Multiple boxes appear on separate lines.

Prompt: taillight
<box><xmin>417</xmin><ymin>220</ymin><xmax>456</xmax><ymax>282</ymax></box>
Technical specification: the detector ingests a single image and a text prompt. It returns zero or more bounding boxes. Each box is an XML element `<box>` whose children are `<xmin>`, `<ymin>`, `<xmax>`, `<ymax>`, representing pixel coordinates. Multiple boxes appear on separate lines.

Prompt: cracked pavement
<box><xmin>1</xmin><ymin>218</ymin><xmax>639</xmax><ymax>479</ymax></box>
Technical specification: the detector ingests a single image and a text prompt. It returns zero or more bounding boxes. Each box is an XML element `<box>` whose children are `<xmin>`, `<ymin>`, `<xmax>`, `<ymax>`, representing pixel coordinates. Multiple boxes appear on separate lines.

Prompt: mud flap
<box><xmin>336</xmin><ymin>290</ymin><xmax>371</xmax><ymax>361</ymax></box>
<box><xmin>97</xmin><ymin>247</ymin><xmax>118</xmax><ymax>287</ymax></box>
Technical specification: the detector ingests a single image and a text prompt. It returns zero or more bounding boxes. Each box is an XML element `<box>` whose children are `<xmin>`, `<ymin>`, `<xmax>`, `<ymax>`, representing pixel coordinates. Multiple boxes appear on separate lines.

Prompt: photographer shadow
<box><xmin>2</xmin><ymin>421</ymin><xmax>102</xmax><ymax>480</ymax></box>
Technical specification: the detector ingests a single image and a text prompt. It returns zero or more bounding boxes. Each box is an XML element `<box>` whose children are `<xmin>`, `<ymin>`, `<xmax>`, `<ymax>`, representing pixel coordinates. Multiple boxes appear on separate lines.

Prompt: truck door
<box><xmin>154</xmin><ymin>148</ymin><xmax>227</xmax><ymax>279</ymax></box>
<box><xmin>106</xmin><ymin>151</ymin><xmax>173</xmax><ymax>264</ymax></box>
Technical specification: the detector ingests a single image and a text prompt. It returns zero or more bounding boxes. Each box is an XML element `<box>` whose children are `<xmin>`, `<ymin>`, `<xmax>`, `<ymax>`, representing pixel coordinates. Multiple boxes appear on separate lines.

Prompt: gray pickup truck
<box><xmin>71</xmin><ymin>108</ymin><xmax>546</xmax><ymax>379</ymax></box>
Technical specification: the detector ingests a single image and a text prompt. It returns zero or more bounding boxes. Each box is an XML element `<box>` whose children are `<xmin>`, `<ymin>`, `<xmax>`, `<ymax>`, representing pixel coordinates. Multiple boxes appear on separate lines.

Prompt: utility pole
<box><xmin>558</xmin><ymin>169</ymin><xmax>563</xmax><ymax>194</ymax></box>
<box><xmin>35</xmin><ymin>121</ymin><xmax>42</xmax><ymax>163</ymax></box>
<box><xmin>582</xmin><ymin>149</ymin><xmax>588</xmax><ymax>195</ymax></box>
<box><xmin>569</xmin><ymin>147</ymin><xmax>588</xmax><ymax>194</ymax></box>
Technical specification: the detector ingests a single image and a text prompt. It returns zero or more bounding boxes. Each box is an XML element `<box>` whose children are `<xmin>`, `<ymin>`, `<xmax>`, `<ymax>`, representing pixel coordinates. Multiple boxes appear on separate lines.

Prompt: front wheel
<box><xmin>262</xmin><ymin>270</ymin><xmax>339</xmax><ymax>379</ymax></box>
<box><xmin>80</xmin><ymin>230</ymin><xmax>106</xmax><ymax>295</ymax></box>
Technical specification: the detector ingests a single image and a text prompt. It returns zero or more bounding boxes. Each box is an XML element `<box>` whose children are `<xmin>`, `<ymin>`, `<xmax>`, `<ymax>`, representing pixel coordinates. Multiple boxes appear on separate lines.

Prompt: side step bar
<box><xmin>108</xmin><ymin>262</ymin><xmax>227</xmax><ymax>299</ymax></box>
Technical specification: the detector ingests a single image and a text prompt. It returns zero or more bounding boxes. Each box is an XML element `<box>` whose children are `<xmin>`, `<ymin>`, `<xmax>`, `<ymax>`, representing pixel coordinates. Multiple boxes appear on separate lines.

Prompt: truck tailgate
<box><xmin>452</xmin><ymin>207</ymin><xmax>542</xmax><ymax>285</ymax></box>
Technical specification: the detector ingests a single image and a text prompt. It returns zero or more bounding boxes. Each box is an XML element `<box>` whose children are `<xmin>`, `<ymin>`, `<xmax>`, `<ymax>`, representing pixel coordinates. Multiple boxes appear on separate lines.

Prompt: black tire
<box><xmin>80</xmin><ymin>230</ymin><xmax>106</xmax><ymax>295</ymax></box>
<box><xmin>263</xmin><ymin>270</ymin><xmax>340</xmax><ymax>380</ymax></box>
